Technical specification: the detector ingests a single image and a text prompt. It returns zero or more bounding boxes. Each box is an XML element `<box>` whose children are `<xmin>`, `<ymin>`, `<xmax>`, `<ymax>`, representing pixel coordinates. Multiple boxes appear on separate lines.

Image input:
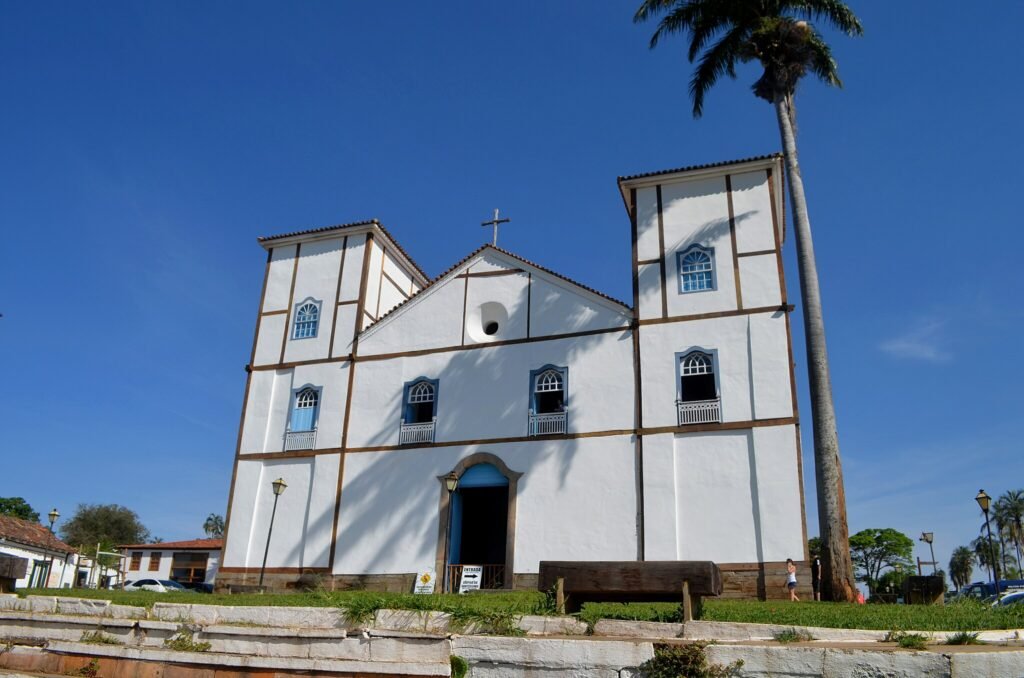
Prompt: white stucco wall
<box><xmin>729</xmin><ymin>170</ymin><xmax>777</xmax><ymax>254</ymax></box>
<box><xmin>124</xmin><ymin>548</ymin><xmax>221</xmax><ymax>584</ymax></box>
<box><xmin>283</xmin><ymin>238</ymin><xmax>345</xmax><ymax>365</ymax></box>
<box><xmin>333</xmin><ymin>436</ymin><xmax>638</xmax><ymax>575</ymax></box>
<box><xmin>347</xmin><ymin>329</ymin><xmax>635</xmax><ymax>448</ymax></box>
<box><xmin>0</xmin><ymin>542</ymin><xmax>75</xmax><ymax>589</ymax></box>
<box><xmin>226</xmin><ymin>454</ymin><xmax>340</xmax><ymax>570</ymax></box>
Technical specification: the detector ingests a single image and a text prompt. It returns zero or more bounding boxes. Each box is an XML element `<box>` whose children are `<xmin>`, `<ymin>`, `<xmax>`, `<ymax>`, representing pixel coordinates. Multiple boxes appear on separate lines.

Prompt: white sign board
<box><xmin>459</xmin><ymin>565</ymin><xmax>483</xmax><ymax>593</ymax></box>
<box><xmin>413</xmin><ymin>568</ymin><xmax>436</xmax><ymax>595</ymax></box>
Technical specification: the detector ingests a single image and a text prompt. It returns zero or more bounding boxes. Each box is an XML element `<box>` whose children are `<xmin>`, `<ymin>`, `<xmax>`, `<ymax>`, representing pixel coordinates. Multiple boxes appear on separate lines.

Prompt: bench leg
<box><xmin>682</xmin><ymin>580</ymin><xmax>693</xmax><ymax>622</ymax></box>
<box><xmin>556</xmin><ymin>577</ymin><xmax>565</xmax><ymax>615</ymax></box>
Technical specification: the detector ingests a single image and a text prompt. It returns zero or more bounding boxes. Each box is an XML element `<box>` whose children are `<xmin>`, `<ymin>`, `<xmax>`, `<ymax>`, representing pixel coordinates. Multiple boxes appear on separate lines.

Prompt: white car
<box><xmin>124</xmin><ymin>578</ymin><xmax>188</xmax><ymax>593</ymax></box>
<box><xmin>993</xmin><ymin>590</ymin><xmax>1024</xmax><ymax>607</ymax></box>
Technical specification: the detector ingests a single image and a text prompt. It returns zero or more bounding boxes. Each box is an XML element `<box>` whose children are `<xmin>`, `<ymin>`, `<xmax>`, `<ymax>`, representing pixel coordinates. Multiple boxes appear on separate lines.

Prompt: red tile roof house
<box><xmin>0</xmin><ymin>515</ymin><xmax>77</xmax><ymax>590</ymax></box>
<box><xmin>117</xmin><ymin>538</ymin><xmax>222</xmax><ymax>588</ymax></box>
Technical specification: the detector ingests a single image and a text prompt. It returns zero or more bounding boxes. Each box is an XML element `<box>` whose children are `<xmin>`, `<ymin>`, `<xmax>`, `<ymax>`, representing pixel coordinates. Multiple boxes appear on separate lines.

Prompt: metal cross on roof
<box><xmin>481</xmin><ymin>208</ymin><xmax>510</xmax><ymax>246</ymax></box>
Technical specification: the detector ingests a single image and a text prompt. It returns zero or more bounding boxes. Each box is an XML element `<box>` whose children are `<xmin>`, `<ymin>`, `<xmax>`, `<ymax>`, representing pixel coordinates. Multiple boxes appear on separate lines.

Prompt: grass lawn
<box><xmin>18</xmin><ymin>588</ymin><xmax>1024</xmax><ymax>632</ymax></box>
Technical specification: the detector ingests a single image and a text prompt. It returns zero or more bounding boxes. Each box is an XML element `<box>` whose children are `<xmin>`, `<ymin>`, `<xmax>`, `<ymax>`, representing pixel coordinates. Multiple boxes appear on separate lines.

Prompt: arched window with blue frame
<box><xmin>530</xmin><ymin>366</ymin><xmax>567</xmax><ymax>414</ymax></box>
<box><xmin>290</xmin><ymin>387</ymin><xmax>320</xmax><ymax>432</ymax></box>
<box><xmin>293</xmin><ymin>299</ymin><xmax>321</xmax><ymax>339</ymax></box>
<box><xmin>677</xmin><ymin>245</ymin><xmax>715</xmax><ymax>293</ymax></box>
<box><xmin>403</xmin><ymin>378</ymin><xmax>438</xmax><ymax>424</ymax></box>
<box><xmin>678</xmin><ymin>351</ymin><xmax>717</xmax><ymax>402</ymax></box>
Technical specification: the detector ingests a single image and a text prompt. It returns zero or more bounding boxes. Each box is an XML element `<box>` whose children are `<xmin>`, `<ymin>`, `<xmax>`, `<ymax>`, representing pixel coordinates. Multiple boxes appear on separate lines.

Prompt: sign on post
<box><xmin>413</xmin><ymin>568</ymin><xmax>436</xmax><ymax>595</ymax></box>
<box><xmin>459</xmin><ymin>565</ymin><xmax>483</xmax><ymax>593</ymax></box>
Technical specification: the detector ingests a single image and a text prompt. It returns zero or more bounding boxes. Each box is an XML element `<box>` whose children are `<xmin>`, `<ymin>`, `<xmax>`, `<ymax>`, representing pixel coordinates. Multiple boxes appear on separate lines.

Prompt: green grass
<box><xmin>20</xmin><ymin>589</ymin><xmax>1024</xmax><ymax>632</ymax></box>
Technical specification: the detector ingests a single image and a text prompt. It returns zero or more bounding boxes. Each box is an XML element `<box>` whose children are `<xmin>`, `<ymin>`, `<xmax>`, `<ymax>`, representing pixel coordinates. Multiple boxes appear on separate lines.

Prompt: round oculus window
<box><xmin>483</xmin><ymin>321</ymin><xmax>499</xmax><ymax>336</ymax></box>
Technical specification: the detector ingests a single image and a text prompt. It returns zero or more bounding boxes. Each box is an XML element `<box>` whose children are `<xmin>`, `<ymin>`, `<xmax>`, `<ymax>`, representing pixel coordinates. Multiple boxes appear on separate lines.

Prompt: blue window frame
<box><xmin>677</xmin><ymin>245</ymin><xmax>715</xmax><ymax>293</ymax></box>
<box><xmin>289</xmin><ymin>387</ymin><xmax>320</xmax><ymax>431</ymax></box>
<box><xmin>403</xmin><ymin>378</ymin><xmax>439</xmax><ymax>424</ymax></box>
<box><xmin>292</xmin><ymin>299</ymin><xmax>321</xmax><ymax>339</ymax></box>
<box><xmin>529</xmin><ymin>365</ymin><xmax>567</xmax><ymax>414</ymax></box>
<box><xmin>675</xmin><ymin>350</ymin><xmax>719</xmax><ymax>402</ymax></box>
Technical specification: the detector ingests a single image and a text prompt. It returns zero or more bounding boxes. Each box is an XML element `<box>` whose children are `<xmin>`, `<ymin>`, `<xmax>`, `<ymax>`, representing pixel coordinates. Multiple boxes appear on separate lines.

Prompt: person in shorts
<box><xmin>811</xmin><ymin>553</ymin><xmax>822</xmax><ymax>601</ymax></box>
<box><xmin>785</xmin><ymin>558</ymin><xmax>799</xmax><ymax>601</ymax></box>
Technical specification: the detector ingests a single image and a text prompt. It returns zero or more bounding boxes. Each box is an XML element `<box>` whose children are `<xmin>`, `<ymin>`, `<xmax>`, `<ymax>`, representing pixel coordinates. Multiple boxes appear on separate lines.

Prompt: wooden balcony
<box><xmin>399</xmin><ymin>419</ymin><xmax>436</xmax><ymax>445</ymax></box>
<box><xmin>676</xmin><ymin>397</ymin><xmax>721</xmax><ymax>426</ymax></box>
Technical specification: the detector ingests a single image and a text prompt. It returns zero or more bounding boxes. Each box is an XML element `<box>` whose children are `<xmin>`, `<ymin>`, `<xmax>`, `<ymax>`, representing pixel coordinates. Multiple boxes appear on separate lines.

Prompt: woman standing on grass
<box><xmin>786</xmin><ymin>559</ymin><xmax>799</xmax><ymax>601</ymax></box>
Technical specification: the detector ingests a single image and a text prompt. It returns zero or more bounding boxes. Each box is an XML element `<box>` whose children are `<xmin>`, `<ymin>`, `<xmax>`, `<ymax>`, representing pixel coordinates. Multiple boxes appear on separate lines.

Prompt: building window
<box><xmin>677</xmin><ymin>245</ymin><xmax>715</xmax><ymax>293</ymax></box>
<box><xmin>285</xmin><ymin>386</ymin><xmax>320</xmax><ymax>450</ymax></box>
<box><xmin>292</xmin><ymin>300</ymin><xmax>321</xmax><ymax>339</ymax></box>
<box><xmin>676</xmin><ymin>350</ymin><xmax>721</xmax><ymax>425</ymax></box>
<box><xmin>404</xmin><ymin>379</ymin><xmax>437</xmax><ymax>424</ymax></box>
<box><xmin>149</xmin><ymin>552</ymin><xmax>162</xmax><ymax>571</ymax></box>
<box><xmin>130</xmin><ymin>552</ymin><xmax>142</xmax><ymax>571</ymax></box>
<box><xmin>529</xmin><ymin>366</ymin><xmax>568</xmax><ymax>435</ymax></box>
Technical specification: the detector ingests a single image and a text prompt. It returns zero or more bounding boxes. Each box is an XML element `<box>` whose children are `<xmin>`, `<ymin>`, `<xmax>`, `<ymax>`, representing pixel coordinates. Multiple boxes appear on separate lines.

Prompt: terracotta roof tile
<box><xmin>0</xmin><ymin>515</ymin><xmax>76</xmax><ymax>555</ymax></box>
<box><xmin>117</xmin><ymin>538</ymin><xmax>222</xmax><ymax>551</ymax></box>
<box><xmin>256</xmin><ymin>219</ymin><xmax>430</xmax><ymax>283</ymax></box>
<box><xmin>617</xmin><ymin>153</ymin><xmax>783</xmax><ymax>183</ymax></box>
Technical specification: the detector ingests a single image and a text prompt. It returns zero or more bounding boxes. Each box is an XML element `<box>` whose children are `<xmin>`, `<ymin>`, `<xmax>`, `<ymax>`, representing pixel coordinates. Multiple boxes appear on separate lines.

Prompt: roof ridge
<box><xmin>617</xmin><ymin>152</ymin><xmax>783</xmax><ymax>183</ymax></box>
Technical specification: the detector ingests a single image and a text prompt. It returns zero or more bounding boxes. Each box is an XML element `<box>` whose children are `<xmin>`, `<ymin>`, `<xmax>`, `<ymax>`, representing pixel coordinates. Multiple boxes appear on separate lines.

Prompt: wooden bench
<box><xmin>538</xmin><ymin>560</ymin><xmax>722</xmax><ymax>621</ymax></box>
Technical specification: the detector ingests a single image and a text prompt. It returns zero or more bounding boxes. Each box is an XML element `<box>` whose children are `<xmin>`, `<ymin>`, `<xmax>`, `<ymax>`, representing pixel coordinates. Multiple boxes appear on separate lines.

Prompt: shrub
<box><xmin>163</xmin><ymin>628</ymin><xmax>211</xmax><ymax>652</ymax></box>
<box><xmin>639</xmin><ymin>643</ymin><xmax>743</xmax><ymax>678</ymax></box>
<box><xmin>450</xmin><ymin>655</ymin><xmax>469</xmax><ymax>678</ymax></box>
<box><xmin>945</xmin><ymin>631</ymin><xmax>983</xmax><ymax>645</ymax></box>
<box><xmin>773</xmin><ymin>628</ymin><xmax>813</xmax><ymax>643</ymax></box>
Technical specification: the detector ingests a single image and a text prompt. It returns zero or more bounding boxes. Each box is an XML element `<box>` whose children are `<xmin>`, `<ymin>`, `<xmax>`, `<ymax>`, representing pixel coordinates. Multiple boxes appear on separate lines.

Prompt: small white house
<box><xmin>0</xmin><ymin>515</ymin><xmax>78</xmax><ymax>590</ymax></box>
<box><xmin>119</xmin><ymin>539</ymin><xmax>222</xmax><ymax>587</ymax></box>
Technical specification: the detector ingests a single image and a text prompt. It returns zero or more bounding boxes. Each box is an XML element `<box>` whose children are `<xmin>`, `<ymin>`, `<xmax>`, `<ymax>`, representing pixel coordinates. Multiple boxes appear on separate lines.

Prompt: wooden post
<box><xmin>682</xmin><ymin>580</ymin><xmax>693</xmax><ymax>622</ymax></box>
<box><xmin>556</xmin><ymin>577</ymin><xmax>565</xmax><ymax>615</ymax></box>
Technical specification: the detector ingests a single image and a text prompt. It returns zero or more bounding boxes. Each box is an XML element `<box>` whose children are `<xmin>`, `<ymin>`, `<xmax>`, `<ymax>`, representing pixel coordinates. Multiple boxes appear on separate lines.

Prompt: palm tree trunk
<box><xmin>773</xmin><ymin>93</ymin><xmax>857</xmax><ymax>603</ymax></box>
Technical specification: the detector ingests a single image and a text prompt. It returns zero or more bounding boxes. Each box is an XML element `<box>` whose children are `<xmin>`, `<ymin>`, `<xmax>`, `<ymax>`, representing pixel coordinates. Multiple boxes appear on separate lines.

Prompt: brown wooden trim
<box><xmin>239</xmin><ymin>449</ymin><xmax>331</xmax><ymax>461</ymax></box>
<box><xmin>337</xmin><ymin>299</ymin><xmax>358</xmax><ymax>306</ymax></box>
<box><xmin>363</xmin><ymin>310</ymin><xmax>376</xmax><ymax>323</ymax></box>
<box><xmin>328</xmin><ymin>451</ymin><xmax>346</xmax><ymax>571</ymax></box>
<box><xmin>222</xmin><ymin>248</ymin><xmax>274</xmax><ymax>562</ymax></box>
<box><xmin>277</xmin><ymin>243</ymin><xmax>302</xmax><ymax>364</ymax></box>
<box><xmin>629</xmin><ymin>187</ymin><xmax>645</xmax><ymax>561</ymax></box>
<box><xmin>656</xmin><ymin>184</ymin><xmax>668</xmax><ymax>319</ymax></box>
<box><xmin>249</xmin><ymin>355</ymin><xmax>353</xmax><ymax>371</ymax></box>
<box><xmin>783</xmin><ymin>296</ymin><xmax>808</xmax><ymax>561</ymax></box>
<box><xmin>460</xmin><ymin>275</ymin><xmax>469</xmax><ymax>346</ymax></box>
<box><xmin>736</xmin><ymin>249</ymin><xmax>777</xmax><ymax>258</ymax></box>
<box><xmin>328</xmin><ymin>236</ymin><xmax>350</xmax><ymax>360</ymax></box>
<box><xmin>766</xmin><ymin>167</ymin><xmax>788</xmax><ymax>304</ymax></box>
<box><xmin>219</xmin><ymin>566</ymin><xmax>330</xmax><ymax>574</ymax></box>
<box><xmin>373</xmin><ymin>244</ymin><xmax>386</xmax><ymax>320</ymax></box>
<box><xmin>382</xmin><ymin>270</ymin><xmax>411</xmax><ymax>300</ymax></box>
<box><xmin>434</xmin><ymin>453</ymin><xmax>522</xmax><ymax>590</ymax></box>
<box><xmin>526</xmin><ymin>272</ymin><xmax>532</xmax><ymax>338</ymax></box>
<box><xmin>638</xmin><ymin>305</ymin><xmax>788</xmax><ymax>327</ymax></box>
<box><xmin>636</xmin><ymin>257</ymin><xmax>661</xmax><ymax>266</ymax></box>
<box><xmin>642</xmin><ymin>417</ymin><xmax>796</xmax><ymax>437</ymax></box>
<box><xmin>725</xmin><ymin>175</ymin><xmax>743</xmax><ymax>310</ymax></box>
<box><xmin>456</xmin><ymin>268</ymin><xmax>525</xmax><ymax>278</ymax></box>
<box><xmin>260</xmin><ymin>309</ymin><xmax>289</xmax><ymax>316</ymax></box>
<box><xmin>357</xmin><ymin>324</ymin><xmax>629</xmax><ymax>362</ymax></box>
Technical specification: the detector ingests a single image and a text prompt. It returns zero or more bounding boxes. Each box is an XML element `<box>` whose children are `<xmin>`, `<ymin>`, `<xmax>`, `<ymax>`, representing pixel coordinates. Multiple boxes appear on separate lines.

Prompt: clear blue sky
<box><xmin>2</xmin><ymin>2</ymin><xmax>1021</xmax><ymax>582</ymax></box>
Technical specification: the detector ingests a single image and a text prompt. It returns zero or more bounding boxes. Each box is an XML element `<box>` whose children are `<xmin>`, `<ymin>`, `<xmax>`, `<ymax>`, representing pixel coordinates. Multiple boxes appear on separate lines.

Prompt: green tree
<box><xmin>949</xmin><ymin>546</ymin><xmax>974</xmax><ymax>591</ymax></box>
<box><xmin>0</xmin><ymin>497</ymin><xmax>40</xmax><ymax>522</ymax></box>
<box><xmin>848</xmin><ymin>528</ymin><xmax>913</xmax><ymax>594</ymax></box>
<box><xmin>634</xmin><ymin>0</ymin><xmax>863</xmax><ymax>602</ymax></box>
<box><xmin>203</xmin><ymin>513</ymin><xmax>224</xmax><ymax>538</ymax></box>
<box><xmin>994</xmin><ymin>489</ymin><xmax>1024</xmax><ymax>575</ymax></box>
<box><xmin>60</xmin><ymin>504</ymin><xmax>150</xmax><ymax>556</ymax></box>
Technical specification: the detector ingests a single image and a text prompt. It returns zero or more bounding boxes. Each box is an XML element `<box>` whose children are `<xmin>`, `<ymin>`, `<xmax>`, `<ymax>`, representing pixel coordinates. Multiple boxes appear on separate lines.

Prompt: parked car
<box><xmin>180</xmin><ymin>581</ymin><xmax>214</xmax><ymax>593</ymax></box>
<box><xmin>956</xmin><ymin>580</ymin><xmax>1024</xmax><ymax>600</ymax></box>
<box><xmin>993</xmin><ymin>591</ymin><xmax>1024</xmax><ymax>607</ymax></box>
<box><xmin>124</xmin><ymin>578</ymin><xmax>188</xmax><ymax>593</ymax></box>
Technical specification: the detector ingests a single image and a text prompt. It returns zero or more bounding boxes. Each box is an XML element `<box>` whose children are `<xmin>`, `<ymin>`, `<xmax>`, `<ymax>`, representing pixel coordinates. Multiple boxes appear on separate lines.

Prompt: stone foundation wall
<box><xmin>218</xmin><ymin>563</ymin><xmax>812</xmax><ymax>601</ymax></box>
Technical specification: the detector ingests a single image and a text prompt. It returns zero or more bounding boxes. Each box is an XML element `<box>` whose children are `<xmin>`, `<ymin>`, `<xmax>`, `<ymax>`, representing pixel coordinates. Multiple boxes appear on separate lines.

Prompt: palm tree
<box><xmin>948</xmin><ymin>546</ymin><xmax>974</xmax><ymax>592</ymax></box>
<box><xmin>203</xmin><ymin>513</ymin><xmax>225</xmax><ymax>538</ymax></box>
<box><xmin>995</xmin><ymin>490</ymin><xmax>1024</xmax><ymax>574</ymax></box>
<box><xmin>634</xmin><ymin>0</ymin><xmax>863</xmax><ymax>602</ymax></box>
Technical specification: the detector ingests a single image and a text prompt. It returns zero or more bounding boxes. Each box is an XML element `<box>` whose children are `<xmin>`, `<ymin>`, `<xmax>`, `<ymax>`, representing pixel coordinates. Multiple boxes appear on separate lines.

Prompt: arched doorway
<box><xmin>436</xmin><ymin>454</ymin><xmax>521</xmax><ymax>591</ymax></box>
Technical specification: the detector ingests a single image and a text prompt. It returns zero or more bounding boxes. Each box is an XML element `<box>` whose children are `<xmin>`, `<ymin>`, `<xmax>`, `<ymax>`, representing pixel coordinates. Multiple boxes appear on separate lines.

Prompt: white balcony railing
<box><xmin>676</xmin><ymin>398</ymin><xmax>721</xmax><ymax>426</ymax></box>
<box><xmin>399</xmin><ymin>419</ymin><xmax>436</xmax><ymax>445</ymax></box>
<box><xmin>528</xmin><ymin>410</ymin><xmax>567</xmax><ymax>436</ymax></box>
<box><xmin>285</xmin><ymin>429</ymin><xmax>317</xmax><ymax>451</ymax></box>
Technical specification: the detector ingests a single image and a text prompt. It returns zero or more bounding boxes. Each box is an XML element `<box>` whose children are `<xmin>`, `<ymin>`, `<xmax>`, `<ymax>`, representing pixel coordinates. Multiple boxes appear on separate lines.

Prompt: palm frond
<box><xmin>805</xmin><ymin>32</ymin><xmax>842</xmax><ymax>87</ymax></box>
<box><xmin>689</xmin><ymin>25</ymin><xmax>747</xmax><ymax>118</ymax></box>
<box><xmin>784</xmin><ymin>0</ymin><xmax>864</xmax><ymax>36</ymax></box>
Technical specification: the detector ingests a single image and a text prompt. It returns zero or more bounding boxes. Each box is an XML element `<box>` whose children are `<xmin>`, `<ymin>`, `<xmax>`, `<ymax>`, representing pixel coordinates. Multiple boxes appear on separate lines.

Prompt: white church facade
<box><xmin>219</xmin><ymin>154</ymin><xmax>809</xmax><ymax>598</ymax></box>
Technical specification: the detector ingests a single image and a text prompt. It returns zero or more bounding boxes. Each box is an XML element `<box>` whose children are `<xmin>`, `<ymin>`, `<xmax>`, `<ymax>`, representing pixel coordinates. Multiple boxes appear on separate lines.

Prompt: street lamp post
<box><xmin>46</xmin><ymin>509</ymin><xmax>60</xmax><ymax>589</ymax></box>
<box><xmin>258</xmin><ymin>478</ymin><xmax>287</xmax><ymax>591</ymax></box>
<box><xmin>442</xmin><ymin>471</ymin><xmax>459</xmax><ymax>594</ymax></box>
<box><xmin>976</xmin><ymin>490</ymin><xmax>1001</xmax><ymax>595</ymax></box>
<box><xmin>919</xmin><ymin>532</ymin><xmax>937</xmax><ymax>575</ymax></box>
